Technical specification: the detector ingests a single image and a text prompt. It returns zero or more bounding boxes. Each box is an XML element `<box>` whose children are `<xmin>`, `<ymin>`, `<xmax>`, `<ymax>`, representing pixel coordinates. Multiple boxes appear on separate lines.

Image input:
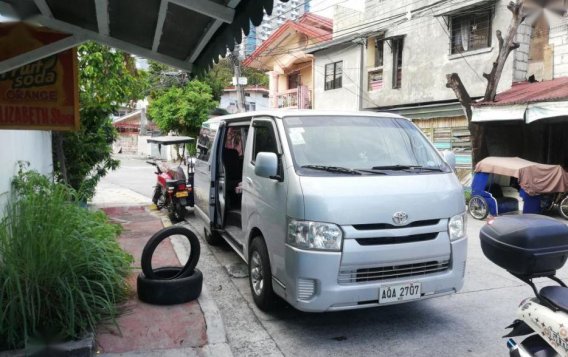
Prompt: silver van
<box><xmin>194</xmin><ymin>111</ymin><xmax>467</xmax><ymax>312</ymax></box>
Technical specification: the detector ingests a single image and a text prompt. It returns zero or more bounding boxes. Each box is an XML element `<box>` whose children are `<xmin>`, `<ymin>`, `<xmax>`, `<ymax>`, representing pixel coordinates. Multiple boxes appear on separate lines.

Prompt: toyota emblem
<box><xmin>392</xmin><ymin>211</ymin><xmax>409</xmax><ymax>226</ymax></box>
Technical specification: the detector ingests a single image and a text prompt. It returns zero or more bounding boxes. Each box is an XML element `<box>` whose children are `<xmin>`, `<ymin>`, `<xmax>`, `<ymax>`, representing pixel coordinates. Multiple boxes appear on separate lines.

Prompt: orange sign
<box><xmin>0</xmin><ymin>23</ymin><xmax>79</xmax><ymax>131</ymax></box>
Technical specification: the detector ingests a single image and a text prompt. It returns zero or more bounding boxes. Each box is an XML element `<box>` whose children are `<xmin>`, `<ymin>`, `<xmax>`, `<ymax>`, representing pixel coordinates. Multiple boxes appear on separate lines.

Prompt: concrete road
<box><xmin>101</xmin><ymin>158</ymin><xmax>568</xmax><ymax>357</ymax></box>
<box><xmin>103</xmin><ymin>155</ymin><xmax>157</xmax><ymax>198</ymax></box>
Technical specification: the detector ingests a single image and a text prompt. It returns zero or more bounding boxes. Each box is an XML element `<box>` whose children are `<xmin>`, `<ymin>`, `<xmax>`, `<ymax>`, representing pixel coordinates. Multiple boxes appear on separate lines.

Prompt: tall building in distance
<box><xmin>240</xmin><ymin>0</ymin><xmax>310</xmax><ymax>58</ymax></box>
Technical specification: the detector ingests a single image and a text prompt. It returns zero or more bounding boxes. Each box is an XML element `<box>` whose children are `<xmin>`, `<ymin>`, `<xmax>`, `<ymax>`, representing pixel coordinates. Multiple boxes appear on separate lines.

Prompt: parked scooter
<box><xmin>146</xmin><ymin>136</ymin><xmax>195</xmax><ymax>222</ymax></box>
<box><xmin>480</xmin><ymin>215</ymin><xmax>568</xmax><ymax>356</ymax></box>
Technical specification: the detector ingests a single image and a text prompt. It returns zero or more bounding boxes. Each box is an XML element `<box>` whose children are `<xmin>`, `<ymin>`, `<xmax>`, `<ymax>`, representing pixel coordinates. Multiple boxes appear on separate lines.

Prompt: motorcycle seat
<box><xmin>540</xmin><ymin>286</ymin><xmax>568</xmax><ymax>313</ymax></box>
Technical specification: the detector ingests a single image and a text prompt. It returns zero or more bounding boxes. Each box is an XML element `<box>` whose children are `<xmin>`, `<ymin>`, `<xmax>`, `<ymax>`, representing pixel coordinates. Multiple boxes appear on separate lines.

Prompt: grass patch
<box><xmin>0</xmin><ymin>170</ymin><xmax>132</xmax><ymax>350</ymax></box>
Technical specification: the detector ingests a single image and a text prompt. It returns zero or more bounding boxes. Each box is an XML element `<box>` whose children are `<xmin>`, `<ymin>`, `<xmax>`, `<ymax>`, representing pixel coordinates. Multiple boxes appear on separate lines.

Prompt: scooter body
<box><xmin>479</xmin><ymin>215</ymin><xmax>568</xmax><ymax>357</ymax></box>
<box><xmin>517</xmin><ymin>297</ymin><xmax>568</xmax><ymax>355</ymax></box>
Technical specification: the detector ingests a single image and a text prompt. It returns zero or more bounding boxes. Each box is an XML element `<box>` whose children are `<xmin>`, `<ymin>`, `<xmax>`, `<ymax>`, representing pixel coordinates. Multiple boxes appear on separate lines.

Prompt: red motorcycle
<box><xmin>147</xmin><ymin>136</ymin><xmax>195</xmax><ymax>222</ymax></box>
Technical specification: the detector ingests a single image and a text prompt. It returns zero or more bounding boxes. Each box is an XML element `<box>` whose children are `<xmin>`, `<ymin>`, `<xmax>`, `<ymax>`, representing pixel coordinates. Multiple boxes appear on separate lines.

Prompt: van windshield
<box><xmin>282</xmin><ymin>116</ymin><xmax>450</xmax><ymax>175</ymax></box>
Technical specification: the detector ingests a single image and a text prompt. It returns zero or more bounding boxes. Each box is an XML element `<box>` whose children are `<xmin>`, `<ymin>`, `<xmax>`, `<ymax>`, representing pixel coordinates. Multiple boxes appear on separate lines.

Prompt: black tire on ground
<box><xmin>248</xmin><ymin>236</ymin><xmax>276</xmax><ymax>311</ymax></box>
<box><xmin>468</xmin><ymin>195</ymin><xmax>489</xmax><ymax>220</ymax></box>
<box><xmin>559</xmin><ymin>195</ymin><xmax>568</xmax><ymax>220</ymax></box>
<box><xmin>141</xmin><ymin>226</ymin><xmax>200</xmax><ymax>280</ymax></box>
<box><xmin>168</xmin><ymin>201</ymin><xmax>187</xmax><ymax>223</ymax></box>
<box><xmin>204</xmin><ymin>227</ymin><xmax>223</xmax><ymax>246</ymax></box>
<box><xmin>137</xmin><ymin>267</ymin><xmax>203</xmax><ymax>305</ymax></box>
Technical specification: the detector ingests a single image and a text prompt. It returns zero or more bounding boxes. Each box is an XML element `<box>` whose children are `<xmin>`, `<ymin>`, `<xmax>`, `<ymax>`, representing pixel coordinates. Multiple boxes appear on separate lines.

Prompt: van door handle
<box><xmin>246</xmin><ymin>177</ymin><xmax>253</xmax><ymax>185</ymax></box>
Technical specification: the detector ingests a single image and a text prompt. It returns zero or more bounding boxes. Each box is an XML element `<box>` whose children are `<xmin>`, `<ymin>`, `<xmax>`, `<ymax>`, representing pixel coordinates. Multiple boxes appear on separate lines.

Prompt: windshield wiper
<box><xmin>371</xmin><ymin>165</ymin><xmax>445</xmax><ymax>172</ymax></box>
<box><xmin>301</xmin><ymin>165</ymin><xmax>362</xmax><ymax>175</ymax></box>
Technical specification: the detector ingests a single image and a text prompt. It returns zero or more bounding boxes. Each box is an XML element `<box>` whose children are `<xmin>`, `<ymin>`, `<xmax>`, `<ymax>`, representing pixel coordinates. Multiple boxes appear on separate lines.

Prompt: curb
<box><xmin>163</xmin><ymin>215</ymin><xmax>233</xmax><ymax>357</ymax></box>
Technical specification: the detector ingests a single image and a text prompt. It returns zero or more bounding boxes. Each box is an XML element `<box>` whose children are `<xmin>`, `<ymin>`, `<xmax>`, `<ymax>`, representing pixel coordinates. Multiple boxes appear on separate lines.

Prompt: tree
<box><xmin>446</xmin><ymin>0</ymin><xmax>529</xmax><ymax>166</ymax></box>
<box><xmin>147</xmin><ymin>79</ymin><xmax>217</xmax><ymax>137</ymax></box>
<box><xmin>53</xmin><ymin>42</ymin><xmax>148</xmax><ymax>200</ymax></box>
<box><xmin>200</xmin><ymin>58</ymin><xmax>269</xmax><ymax>101</ymax></box>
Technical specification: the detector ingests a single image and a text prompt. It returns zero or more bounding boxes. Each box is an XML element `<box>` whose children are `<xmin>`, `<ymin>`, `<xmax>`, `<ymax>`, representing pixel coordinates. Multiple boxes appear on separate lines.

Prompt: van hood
<box><xmin>298</xmin><ymin>173</ymin><xmax>464</xmax><ymax>225</ymax></box>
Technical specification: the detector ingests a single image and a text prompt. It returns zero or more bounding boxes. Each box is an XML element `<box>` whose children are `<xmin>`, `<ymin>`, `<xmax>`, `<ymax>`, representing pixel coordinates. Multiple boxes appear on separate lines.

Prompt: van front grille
<box><xmin>338</xmin><ymin>260</ymin><xmax>450</xmax><ymax>284</ymax></box>
<box><xmin>352</xmin><ymin>219</ymin><xmax>440</xmax><ymax>231</ymax></box>
<box><xmin>356</xmin><ymin>233</ymin><xmax>438</xmax><ymax>245</ymax></box>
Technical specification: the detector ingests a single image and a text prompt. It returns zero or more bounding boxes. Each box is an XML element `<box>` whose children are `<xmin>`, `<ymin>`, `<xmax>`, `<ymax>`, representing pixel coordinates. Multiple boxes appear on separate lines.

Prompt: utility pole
<box><xmin>229</xmin><ymin>47</ymin><xmax>246</xmax><ymax>112</ymax></box>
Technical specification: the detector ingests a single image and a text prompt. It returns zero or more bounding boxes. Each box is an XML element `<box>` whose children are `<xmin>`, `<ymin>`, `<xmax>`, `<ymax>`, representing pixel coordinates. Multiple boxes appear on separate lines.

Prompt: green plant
<box><xmin>0</xmin><ymin>170</ymin><xmax>132</xmax><ymax>350</ymax></box>
<box><xmin>147</xmin><ymin>79</ymin><xmax>217</xmax><ymax>137</ymax></box>
<box><xmin>53</xmin><ymin>42</ymin><xmax>148</xmax><ymax>201</ymax></box>
<box><xmin>464</xmin><ymin>188</ymin><xmax>472</xmax><ymax>204</ymax></box>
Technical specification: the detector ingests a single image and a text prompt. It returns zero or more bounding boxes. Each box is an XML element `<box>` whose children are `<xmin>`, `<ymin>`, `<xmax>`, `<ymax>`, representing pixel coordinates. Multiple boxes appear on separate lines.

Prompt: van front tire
<box><xmin>249</xmin><ymin>236</ymin><xmax>275</xmax><ymax>311</ymax></box>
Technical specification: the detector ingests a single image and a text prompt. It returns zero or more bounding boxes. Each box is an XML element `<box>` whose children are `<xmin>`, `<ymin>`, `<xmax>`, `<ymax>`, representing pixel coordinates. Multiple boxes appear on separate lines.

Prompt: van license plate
<box><xmin>379</xmin><ymin>283</ymin><xmax>421</xmax><ymax>304</ymax></box>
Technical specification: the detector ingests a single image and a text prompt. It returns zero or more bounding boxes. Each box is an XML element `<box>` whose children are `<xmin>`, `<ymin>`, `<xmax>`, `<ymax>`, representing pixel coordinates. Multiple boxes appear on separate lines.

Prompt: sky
<box><xmin>310</xmin><ymin>0</ymin><xmax>365</xmax><ymax>18</ymax></box>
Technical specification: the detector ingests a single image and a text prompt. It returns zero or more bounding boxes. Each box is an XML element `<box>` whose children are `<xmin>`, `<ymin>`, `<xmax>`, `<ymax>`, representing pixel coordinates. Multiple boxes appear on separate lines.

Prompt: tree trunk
<box><xmin>446</xmin><ymin>74</ymin><xmax>488</xmax><ymax>167</ymax></box>
<box><xmin>53</xmin><ymin>132</ymin><xmax>68</xmax><ymax>184</ymax></box>
<box><xmin>445</xmin><ymin>0</ymin><xmax>527</xmax><ymax>167</ymax></box>
<box><xmin>483</xmin><ymin>1</ymin><xmax>526</xmax><ymax>101</ymax></box>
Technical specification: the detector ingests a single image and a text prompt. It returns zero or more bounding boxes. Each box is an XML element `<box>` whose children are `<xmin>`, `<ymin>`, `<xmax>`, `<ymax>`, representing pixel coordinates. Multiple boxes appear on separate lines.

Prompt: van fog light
<box><xmin>297</xmin><ymin>278</ymin><xmax>316</xmax><ymax>301</ymax></box>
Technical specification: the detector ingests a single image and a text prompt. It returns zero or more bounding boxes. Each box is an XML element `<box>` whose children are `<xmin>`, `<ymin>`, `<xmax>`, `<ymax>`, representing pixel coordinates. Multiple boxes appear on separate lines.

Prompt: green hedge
<box><xmin>0</xmin><ymin>170</ymin><xmax>132</xmax><ymax>350</ymax></box>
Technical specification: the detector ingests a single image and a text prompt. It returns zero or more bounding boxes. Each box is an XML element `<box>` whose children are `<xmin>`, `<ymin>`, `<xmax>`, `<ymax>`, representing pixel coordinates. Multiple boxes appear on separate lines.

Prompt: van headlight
<box><xmin>448</xmin><ymin>213</ymin><xmax>466</xmax><ymax>241</ymax></box>
<box><xmin>287</xmin><ymin>219</ymin><xmax>343</xmax><ymax>251</ymax></box>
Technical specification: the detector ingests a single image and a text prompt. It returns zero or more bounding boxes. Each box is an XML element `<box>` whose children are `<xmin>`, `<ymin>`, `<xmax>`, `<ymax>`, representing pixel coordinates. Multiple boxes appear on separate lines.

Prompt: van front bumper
<box><xmin>282</xmin><ymin>236</ymin><xmax>467</xmax><ymax>312</ymax></box>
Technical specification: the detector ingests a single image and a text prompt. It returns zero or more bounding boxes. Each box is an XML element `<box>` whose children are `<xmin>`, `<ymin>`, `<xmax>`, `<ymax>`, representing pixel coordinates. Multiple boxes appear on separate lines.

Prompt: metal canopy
<box><xmin>0</xmin><ymin>0</ymin><xmax>288</xmax><ymax>74</ymax></box>
<box><xmin>147</xmin><ymin>136</ymin><xmax>194</xmax><ymax>145</ymax></box>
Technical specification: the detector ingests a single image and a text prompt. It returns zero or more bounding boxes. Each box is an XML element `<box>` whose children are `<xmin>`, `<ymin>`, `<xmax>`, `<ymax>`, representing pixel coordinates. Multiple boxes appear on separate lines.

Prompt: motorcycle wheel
<box><xmin>153</xmin><ymin>186</ymin><xmax>167</xmax><ymax>210</ymax></box>
<box><xmin>168</xmin><ymin>201</ymin><xmax>187</xmax><ymax>223</ymax></box>
<box><xmin>559</xmin><ymin>195</ymin><xmax>568</xmax><ymax>220</ymax></box>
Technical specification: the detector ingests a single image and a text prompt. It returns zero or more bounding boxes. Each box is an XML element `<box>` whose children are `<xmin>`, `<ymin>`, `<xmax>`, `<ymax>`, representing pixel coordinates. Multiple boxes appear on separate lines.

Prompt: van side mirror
<box><xmin>255</xmin><ymin>152</ymin><xmax>279</xmax><ymax>179</ymax></box>
<box><xmin>442</xmin><ymin>150</ymin><xmax>456</xmax><ymax>170</ymax></box>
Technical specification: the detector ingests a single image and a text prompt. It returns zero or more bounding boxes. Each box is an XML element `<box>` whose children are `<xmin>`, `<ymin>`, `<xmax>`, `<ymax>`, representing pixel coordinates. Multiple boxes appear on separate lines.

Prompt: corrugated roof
<box><xmin>474</xmin><ymin>77</ymin><xmax>568</xmax><ymax>106</ymax></box>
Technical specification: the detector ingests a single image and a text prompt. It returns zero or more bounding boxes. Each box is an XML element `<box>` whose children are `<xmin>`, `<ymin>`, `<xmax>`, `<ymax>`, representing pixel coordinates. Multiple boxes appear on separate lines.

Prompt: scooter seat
<box><xmin>540</xmin><ymin>286</ymin><xmax>568</xmax><ymax>313</ymax></box>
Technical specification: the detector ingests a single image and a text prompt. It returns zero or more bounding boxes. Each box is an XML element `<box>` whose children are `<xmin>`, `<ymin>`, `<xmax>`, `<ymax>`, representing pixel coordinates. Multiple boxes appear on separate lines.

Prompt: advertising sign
<box><xmin>0</xmin><ymin>23</ymin><xmax>79</xmax><ymax>131</ymax></box>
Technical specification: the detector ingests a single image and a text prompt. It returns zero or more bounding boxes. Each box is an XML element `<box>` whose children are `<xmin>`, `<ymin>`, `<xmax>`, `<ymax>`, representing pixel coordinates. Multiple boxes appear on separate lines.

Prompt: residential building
<box><xmin>219</xmin><ymin>86</ymin><xmax>270</xmax><ymax>113</ymax></box>
<box><xmin>309</xmin><ymin>0</ymin><xmax>568</xmax><ymax>172</ymax></box>
<box><xmin>239</xmin><ymin>0</ymin><xmax>310</xmax><ymax>58</ymax></box>
<box><xmin>243</xmin><ymin>13</ymin><xmax>333</xmax><ymax>110</ymax></box>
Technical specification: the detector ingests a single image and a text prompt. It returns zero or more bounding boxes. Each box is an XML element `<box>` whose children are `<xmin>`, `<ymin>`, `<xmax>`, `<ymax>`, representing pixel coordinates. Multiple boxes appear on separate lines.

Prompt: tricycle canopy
<box><xmin>475</xmin><ymin>157</ymin><xmax>568</xmax><ymax>195</ymax></box>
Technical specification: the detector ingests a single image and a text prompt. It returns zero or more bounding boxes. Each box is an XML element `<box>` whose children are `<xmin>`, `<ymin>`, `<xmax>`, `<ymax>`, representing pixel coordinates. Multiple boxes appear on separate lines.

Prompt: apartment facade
<box><xmin>310</xmin><ymin>0</ymin><xmax>568</xmax><ymax>171</ymax></box>
<box><xmin>243</xmin><ymin>13</ymin><xmax>333</xmax><ymax>110</ymax></box>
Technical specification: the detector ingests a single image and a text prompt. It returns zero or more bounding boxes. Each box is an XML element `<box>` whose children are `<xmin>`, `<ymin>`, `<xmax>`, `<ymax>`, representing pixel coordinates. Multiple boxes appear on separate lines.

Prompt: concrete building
<box><xmin>309</xmin><ymin>0</ymin><xmax>568</xmax><ymax>171</ymax></box>
<box><xmin>219</xmin><ymin>86</ymin><xmax>270</xmax><ymax>113</ymax></box>
<box><xmin>244</xmin><ymin>13</ymin><xmax>333</xmax><ymax>110</ymax></box>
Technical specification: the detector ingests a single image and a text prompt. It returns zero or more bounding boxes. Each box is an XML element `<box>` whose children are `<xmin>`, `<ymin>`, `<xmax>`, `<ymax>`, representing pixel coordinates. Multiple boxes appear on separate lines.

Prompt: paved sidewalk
<box><xmin>90</xmin><ymin>197</ymin><xmax>231</xmax><ymax>356</ymax></box>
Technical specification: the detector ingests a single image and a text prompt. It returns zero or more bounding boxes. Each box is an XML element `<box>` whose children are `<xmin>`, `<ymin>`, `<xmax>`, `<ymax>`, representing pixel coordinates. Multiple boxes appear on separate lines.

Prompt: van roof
<box><xmin>203</xmin><ymin>110</ymin><xmax>407</xmax><ymax>125</ymax></box>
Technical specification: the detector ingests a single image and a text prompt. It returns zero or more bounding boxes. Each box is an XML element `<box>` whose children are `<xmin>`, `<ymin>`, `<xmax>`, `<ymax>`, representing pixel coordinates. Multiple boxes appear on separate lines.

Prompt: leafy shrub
<box><xmin>0</xmin><ymin>170</ymin><xmax>132</xmax><ymax>350</ymax></box>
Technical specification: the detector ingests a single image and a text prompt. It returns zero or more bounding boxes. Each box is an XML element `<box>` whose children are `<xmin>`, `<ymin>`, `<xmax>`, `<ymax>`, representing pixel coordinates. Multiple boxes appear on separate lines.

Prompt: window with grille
<box><xmin>450</xmin><ymin>10</ymin><xmax>492</xmax><ymax>54</ymax></box>
<box><xmin>324</xmin><ymin>61</ymin><xmax>343</xmax><ymax>90</ymax></box>
<box><xmin>392</xmin><ymin>38</ymin><xmax>403</xmax><ymax>89</ymax></box>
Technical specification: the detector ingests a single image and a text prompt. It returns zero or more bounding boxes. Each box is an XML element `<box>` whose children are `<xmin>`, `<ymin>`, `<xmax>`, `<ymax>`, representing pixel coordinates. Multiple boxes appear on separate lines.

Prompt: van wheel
<box><xmin>249</xmin><ymin>236</ymin><xmax>275</xmax><ymax>311</ymax></box>
<box><xmin>469</xmin><ymin>195</ymin><xmax>488</xmax><ymax>220</ymax></box>
<box><xmin>204</xmin><ymin>227</ymin><xmax>223</xmax><ymax>246</ymax></box>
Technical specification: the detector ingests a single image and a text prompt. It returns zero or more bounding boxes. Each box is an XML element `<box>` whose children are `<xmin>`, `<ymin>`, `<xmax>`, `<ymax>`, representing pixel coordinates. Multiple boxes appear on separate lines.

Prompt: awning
<box><xmin>471</xmin><ymin>105</ymin><xmax>527</xmax><ymax>122</ymax></box>
<box><xmin>0</xmin><ymin>0</ymin><xmax>288</xmax><ymax>74</ymax></box>
<box><xmin>526</xmin><ymin>101</ymin><xmax>568</xmax><ymax>123</ymax></box>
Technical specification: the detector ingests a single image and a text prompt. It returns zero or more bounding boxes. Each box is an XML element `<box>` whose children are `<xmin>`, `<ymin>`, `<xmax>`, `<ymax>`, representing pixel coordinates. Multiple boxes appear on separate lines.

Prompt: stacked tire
<box><xmin>137</xmin><ymin>226</ymin><xmax>203</xmax><ymax>305</ymax></box>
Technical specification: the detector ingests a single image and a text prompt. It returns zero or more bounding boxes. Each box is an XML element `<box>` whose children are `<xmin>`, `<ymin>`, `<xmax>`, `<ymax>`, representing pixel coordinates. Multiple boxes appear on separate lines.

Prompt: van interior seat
<box><xmin>223</xmin><ymin>148</ymin><xmax>243</xmax><ymax>209</ymax></box>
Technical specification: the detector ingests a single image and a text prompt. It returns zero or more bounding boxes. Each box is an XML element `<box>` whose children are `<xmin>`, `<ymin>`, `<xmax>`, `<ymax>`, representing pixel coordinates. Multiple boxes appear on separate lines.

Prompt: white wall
<box><xmin>313</xmin><ymin>44</ymin><xmax>362</xmax><ymax>111</ymax></box>
<box><xmin>0</xmin><ymin>130</ymin><xmax>53</xmax><ymax>212</ymax></box>
<box><xmin>550</xmin><ymin>15</ymin><xmax>568</xmax><ymax>78</ymax></box>
<box><xmin>219</xmin><ymin>91</ymin><xmax>270</xmax><ymax>112</ymax></box>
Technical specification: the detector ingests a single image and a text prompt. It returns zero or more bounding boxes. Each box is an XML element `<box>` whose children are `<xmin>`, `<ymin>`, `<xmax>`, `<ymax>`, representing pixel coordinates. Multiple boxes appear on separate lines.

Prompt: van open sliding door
<box><xmin>211</xmin><ymin>122</ymin><xmax>226</xmax><ymax>229</ymax></box>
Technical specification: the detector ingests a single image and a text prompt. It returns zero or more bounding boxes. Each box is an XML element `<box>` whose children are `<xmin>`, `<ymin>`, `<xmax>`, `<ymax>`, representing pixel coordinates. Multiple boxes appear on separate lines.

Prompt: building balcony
<box><xmin>276</xmin><ymin>86</ymin><xmax>312</xmax><ymax>109</ymax></box>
